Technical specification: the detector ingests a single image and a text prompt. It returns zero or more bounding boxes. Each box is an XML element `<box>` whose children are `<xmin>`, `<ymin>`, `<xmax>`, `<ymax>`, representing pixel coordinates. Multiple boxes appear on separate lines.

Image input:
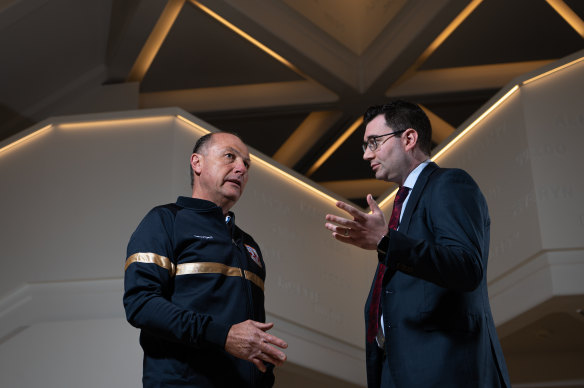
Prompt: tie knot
<box><xmin>394</xmin><ymin>186</ymin><xmax>410</xmax><ymax>204</ymax></box>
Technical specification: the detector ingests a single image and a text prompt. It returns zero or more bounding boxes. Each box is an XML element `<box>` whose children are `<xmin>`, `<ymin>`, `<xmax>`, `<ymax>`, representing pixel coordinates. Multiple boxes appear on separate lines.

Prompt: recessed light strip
<box><xmin>127</xmin><ymin>0</ymin><xmax>185</xmax><ymax>82</ymax></box>
<box><xmin>58</xmin><ymin>116</ymin><xmax>172</xmax><ymax>130</ymax></box>
<box><xmin>391</xmin><ymin>0</ymin><xmax>483</xmax><ymax>88</ymax></box>
<box><xmin>545</xmin><ymin>0</ymin><xmax>584</xmax><ymax>38</ymax></box>
<box><xmin>431</xmin><ymin>85</ymin><xmax>519</xmax><ymax>162</ymax></box>
<box><xmin>1</xmin><ymin>56</ymin><xmax>580</xmax><ymax>209</ymax></box>
<box><xmin>251</xmin><ymin>154</ymin><xmax>339</xmax><ymax>204</ymax></box>
<box><xmin>306</xmin><ymin>117</ymin><xmax>363</xmax><ymax>177</ymax></box>
<box><xmin>0</xmin><ymin>124</ymin><xmax>53</xmax><ymax>156</ymax></box>
<box><xmin>176</xmin><ymin>114</ymin><xmax>211</xmax><ymax>136</ymax></box>
<box><xmin>381</xmin><ymin>82</ymin><xmax>515</xmax><ymax>208</ymax></box>
<box><xmin>522</xmin><ymin>56</ymin><xmax>584</xmax><ymax>85</ymax></box>
<box><xmin>178</xmin><ymin>114</ymin><xmax>339</xmax><ymax>203</ymax></box>
<box><xmin>189</xmin><ymin>0</ymin><xmax>311</xmax><ymax>81</ymax></box>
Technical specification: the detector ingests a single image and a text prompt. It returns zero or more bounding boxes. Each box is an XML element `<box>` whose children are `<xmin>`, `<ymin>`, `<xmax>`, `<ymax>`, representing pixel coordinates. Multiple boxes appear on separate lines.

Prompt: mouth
<box><xmin>225</xmin><ymin>178</ymin><xmax>242</xmax><ymax>188</ymax></box>
<box><xmin>370</xmin><ymin>163</ymin><xmax>380</xmax><ymax>171</ymax></box>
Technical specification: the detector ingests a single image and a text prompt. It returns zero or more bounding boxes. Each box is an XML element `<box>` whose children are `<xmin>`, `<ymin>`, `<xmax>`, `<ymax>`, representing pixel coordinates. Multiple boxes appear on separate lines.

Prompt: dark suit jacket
<box><xmin>364</xmin><ymin>162</ymin><xmax>511</xmax><ymax>387</ymax></box>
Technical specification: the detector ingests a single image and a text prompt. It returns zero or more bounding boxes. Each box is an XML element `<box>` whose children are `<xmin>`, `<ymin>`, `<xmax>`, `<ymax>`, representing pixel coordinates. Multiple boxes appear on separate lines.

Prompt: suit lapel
<box><xmin>381</xmin><ymin>162</ymin><xmax>439</xmax><ymax>285</ymax></box>
<box><xmin>399</xmin><ymin>162</ymin><xmax>438</xmax><ymax>235</ymax></box>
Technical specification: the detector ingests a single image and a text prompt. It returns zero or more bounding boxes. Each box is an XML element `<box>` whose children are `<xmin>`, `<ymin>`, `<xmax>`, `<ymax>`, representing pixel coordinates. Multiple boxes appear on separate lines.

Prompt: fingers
<box><xmin>251</xmin><ymin>342</ymin><xmax>288</xmax><ymax>372</ymax></box>
<box><xmin>225</xmin><ymin>320</ymin><xmax>288</xmax><ymax>372</ymax></box>
<box><xmin>252</xmin><ymin>358</ymin><xmax>267</xmax><ymax>373</ymax></box>
<box><xmin>324</xmin><ymin>222</ymin><xmax>353</xmax><ymax>242</ymax></box>
<box><xmin>257</xmin><ymin>340</ymin><xmax>287</xmax><ymax>366</ymax></box>
<box><xmin>258</xmin><ymin>324</ymin><xmax>288</xmax><ymax>365</ymax></box>
<box><xmin>335</xmin><ymin>200</ymin><xmax>366</xmax><ymax>221</ymax></box>
<box><xmin>367</xmin><ymin>194</ymin><xmax>382</xmax><ymax>215</ymax></box>
<box><xmin>324</xmin><ymin>214</ymin><xmax>353</xmax><ymax>228</ymax></box>
<box><xmin>251</xmin><ymin>321</ymin><xmax>288</xmax><ymax>349</ymax></box>
<box><xmin>263</xmin><ymin>332</ymin><xmax>288</xmax><ymax>349</ymax></box>
<box><xmin>251</xmin><ymin>321</ymin><xmax>274</xmax><ymax>331</ymax></box>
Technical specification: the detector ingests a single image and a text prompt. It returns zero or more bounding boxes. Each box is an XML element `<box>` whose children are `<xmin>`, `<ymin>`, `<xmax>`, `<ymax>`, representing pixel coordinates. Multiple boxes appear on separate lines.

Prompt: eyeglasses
<box><xmin>362</xmin><ymin>130</ymin><xmax>405</xmax><ymax>152</ymax></box>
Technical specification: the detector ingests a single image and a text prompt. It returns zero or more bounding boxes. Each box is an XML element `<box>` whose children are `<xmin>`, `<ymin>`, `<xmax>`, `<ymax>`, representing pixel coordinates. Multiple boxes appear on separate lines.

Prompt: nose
<box><xmin>234</xmin><ymin>158</ymin><xmax>248</xmax><ymax>175</ymax></box>
<box><xmin>363</xmin><ymin>147</ymin><xmax>373</xmax><ymax>161</ymax></box>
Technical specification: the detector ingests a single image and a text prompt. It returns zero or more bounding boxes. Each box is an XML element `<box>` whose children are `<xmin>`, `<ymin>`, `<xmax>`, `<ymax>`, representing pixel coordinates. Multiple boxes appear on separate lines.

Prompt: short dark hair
<box><xmin>363</xmin><ymin>100</ymin><xmax>432</xmax><ymax>156</ymax></box>
<box><xmin>189</xmin><ymin>131</ymin><xmax>243</xmax><ymax>187</ymax></box>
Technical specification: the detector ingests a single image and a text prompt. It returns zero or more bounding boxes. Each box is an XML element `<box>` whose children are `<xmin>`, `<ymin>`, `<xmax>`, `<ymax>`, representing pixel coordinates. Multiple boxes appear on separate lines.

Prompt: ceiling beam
<box><xmin>139</xmin><ymin>81</ymin><xmax>338</xmax><ymax>111</ymax></box>
<box><xmin>272</xmin><ymin>111</ymin><xmax>342</xmax><ymax>167</ymax></box>
<box><xmin>306</xmin><ymin>116</ymin><xmax>363</xmax><ymax>177</ymax></box>
<box><xmin>387</xmin><ymin>60</ymin><xmax>555</xmax><ymax>97</ymax></box>
<box><xmin>546</xmin><ymin>0</ymin><xmax>584</xmax><ymax>38</ymax></box>
<box><xmin>419</xmin><ymin>105</ymin><xmax>454</xmax><ymax>144</ymax></box>
<box><xmin>319</xmin><ymin>179</ymin><xmax>395</xmax><ymax>199</ymax></box>
<box><xmin>127</xmin><ymin>0</ymin><xmax>185</xmax><ymax>82</ymax></box>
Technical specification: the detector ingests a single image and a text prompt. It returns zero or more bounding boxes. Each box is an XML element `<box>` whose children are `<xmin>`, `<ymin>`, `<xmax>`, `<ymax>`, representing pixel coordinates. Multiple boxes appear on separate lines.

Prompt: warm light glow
<box><xmin>182</xmin><ymin>114</ymin><xmax>340</xmax><ymax>204</ymax></box>
<box><xmin>251</xmin><ymin>154</ymin><xmax>339</xmax><ymax>205</ymax></box>
<box><xmin>1</xmin><ymin>55</ymin><xmax>579</xmax><ymax>211</ymax></box>
<box><xmin>392</xmin><ymin>0</ymin><xmax>483</xmax><ymax>87</ymax></box>
<box><xmin>431</xmin><ymin>85</ymin><xmax>519</xmax><ymax>162</ymax></box>
<box><xmin>306</xmin><ymin>117</ymin><xmax>363</xmax><ymax>177</ymax></box>
<box><xmin>189</xmin><ymin>0</ymin><xmax>310</xmax><ymax>80</ymax></box>
<box><xmin>0</xmin><ymin>125</ymin><xmax>52</xmax><ymax>156</ymax></box>
<box><xmin>176</xmin><ymin>115</ymin><xmax>211</xmax><ymax>136</ymax></box>
<box><xmin>424</xmin><ymin>0</ymin><xmax>483</xmax><ymax>63</ymax></box>
<box><xmin>127</xmin><ymin>0</ymin><xmax>185</xmax><ymax>82</ymax></box>
<box><xmin>378</xmin><ymin>83</ymin><xmax>521</xmax><ymax>210</ymax></box>
<box><xmin>546</xmin><ymin>0</ymin><xmax>584</xmax><ymax>38</ymax></box>
<box><xmin>378</xmin><ymin>188</ymin><xmax>397</xmax><ymax>210</ymax></box>
<box><xmin>522</xmin><ymin>56</ymin><xmax>584</xmax><ymax>85</ymax></box>
<box><xmin>58</xmin><ymin>116</ymin><xmax>173</xmax><ymax>130</ymax></box>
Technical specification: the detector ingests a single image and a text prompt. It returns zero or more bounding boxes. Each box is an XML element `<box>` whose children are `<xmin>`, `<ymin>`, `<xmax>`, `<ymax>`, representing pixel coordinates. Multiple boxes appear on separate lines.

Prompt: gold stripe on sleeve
<box><xmin>244</xmin><ymin>270</ymin><xmax>265</xmax><ymax>291</ymax></box>
<box><xmin>124</xmin><ymin>252</ymin><xmax>176</xmax><ymax>276</ymax></box>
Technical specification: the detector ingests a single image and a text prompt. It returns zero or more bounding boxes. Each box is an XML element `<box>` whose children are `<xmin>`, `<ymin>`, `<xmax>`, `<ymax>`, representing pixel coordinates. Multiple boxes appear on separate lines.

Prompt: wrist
<box><xmin>377</xmin><ymin>232</ymin><xmax>390</xmax><ymax>256</ymax></box>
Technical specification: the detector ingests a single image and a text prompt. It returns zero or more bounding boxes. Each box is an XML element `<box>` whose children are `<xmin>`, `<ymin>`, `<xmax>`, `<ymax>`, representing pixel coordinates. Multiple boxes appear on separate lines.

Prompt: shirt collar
<box><xmin>403</xmin><ymin>159</ymin><xmax>430</xmax><ymax>190</ymax></box>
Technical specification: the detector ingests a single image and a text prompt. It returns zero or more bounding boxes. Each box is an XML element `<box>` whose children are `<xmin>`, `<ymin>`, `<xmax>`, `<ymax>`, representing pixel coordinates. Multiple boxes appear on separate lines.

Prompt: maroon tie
<box><xmin>366</xmin><ymin>186</ymin><xmax>410</xmax><ymax>343</ymax></box>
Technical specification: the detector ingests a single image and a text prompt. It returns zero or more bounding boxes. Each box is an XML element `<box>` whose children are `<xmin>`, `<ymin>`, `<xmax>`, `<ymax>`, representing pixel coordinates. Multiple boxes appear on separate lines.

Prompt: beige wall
<box><xmin>0</xmin><ymin>51</ymin><xmax>583</xmax><ymax>387</ymax></box>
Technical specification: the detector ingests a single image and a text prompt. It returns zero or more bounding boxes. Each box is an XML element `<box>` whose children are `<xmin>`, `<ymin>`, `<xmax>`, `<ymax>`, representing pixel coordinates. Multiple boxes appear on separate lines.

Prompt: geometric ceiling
<box><xmin>1</xmin><ymin>0</ymin><xmax>583</xmax><ymax>206</ymax></box>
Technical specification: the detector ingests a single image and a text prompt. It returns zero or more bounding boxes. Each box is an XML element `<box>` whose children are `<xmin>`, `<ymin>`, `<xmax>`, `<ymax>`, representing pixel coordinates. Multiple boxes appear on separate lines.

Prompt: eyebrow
<box><xmin>365</xmin><ymin>135</ymin><xmax>380</xmax><ymax>140</ymax></box>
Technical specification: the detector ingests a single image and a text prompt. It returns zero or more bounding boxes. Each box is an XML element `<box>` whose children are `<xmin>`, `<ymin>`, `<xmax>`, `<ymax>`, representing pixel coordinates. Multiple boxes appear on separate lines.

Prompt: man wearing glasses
<box><xmin>325</xmin><ymin>100</ymin><xmax>510</xmax><ymax>387</ymax></box>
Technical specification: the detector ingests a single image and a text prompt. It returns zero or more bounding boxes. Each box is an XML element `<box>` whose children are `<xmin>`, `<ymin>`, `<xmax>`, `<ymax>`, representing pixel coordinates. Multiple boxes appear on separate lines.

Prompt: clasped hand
<box><xmin>225</xmin><ymin>320</ymin><xmax>288</xmax><ymax>372</ymax></box>
<box><xmin>324</xmin><ymin>194</ymin><xmax>387</xmax><ymax>250</ymax></box>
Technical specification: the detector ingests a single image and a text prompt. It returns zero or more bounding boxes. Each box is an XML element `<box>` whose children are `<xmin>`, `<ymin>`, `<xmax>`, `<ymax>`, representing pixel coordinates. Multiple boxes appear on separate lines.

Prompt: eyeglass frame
<box><xmin>362</xmin><ymin>130</ymin><xmax>406</xmax><ymax>152</ymax></box>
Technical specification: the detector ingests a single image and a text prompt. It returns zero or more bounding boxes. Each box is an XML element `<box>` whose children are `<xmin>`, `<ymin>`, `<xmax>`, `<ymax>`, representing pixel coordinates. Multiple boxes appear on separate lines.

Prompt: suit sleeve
<box><xmin>384</xmin><ymin>169</ymin><xmax>488</xmax><ymax>291</ymax></box>
<box><xmin>123</xmin><ymin>208</ymin><xmax>230</xmax><ymax>348</ymax></box>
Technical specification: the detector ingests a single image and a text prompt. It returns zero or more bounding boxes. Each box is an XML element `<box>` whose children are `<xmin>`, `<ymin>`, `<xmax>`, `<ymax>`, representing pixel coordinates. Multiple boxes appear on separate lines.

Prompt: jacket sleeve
<box><xmin>123</xmin><ymin>208</ymin><xmax>230</xmax><ymax>348</ymax></box>
<box><xmin>383</xmin><ymin>169</ymin><xmax>488</xmax><ymax>291</ymax></box>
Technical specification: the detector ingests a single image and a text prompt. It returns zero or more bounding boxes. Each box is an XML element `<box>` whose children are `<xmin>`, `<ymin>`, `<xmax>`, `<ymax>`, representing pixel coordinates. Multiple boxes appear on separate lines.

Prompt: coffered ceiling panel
<box><xmin>1</xmin><ymin>0</ymin><xmax>583</xmax><ymax>206</ymax></box>
<box><xmin>141</xmin><ymin>3</ymin><xmax>304</xmax><ymax>92</ymax></box>
<box><xmin>421</xmin><ymin>0</ymin><xmax>584</xmax><ymax>70</ymax></box>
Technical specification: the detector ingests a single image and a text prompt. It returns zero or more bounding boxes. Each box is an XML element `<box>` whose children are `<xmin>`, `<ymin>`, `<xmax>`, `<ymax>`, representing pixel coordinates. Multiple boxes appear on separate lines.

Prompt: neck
<box><xmin>399</xmin><ymin>153</ymin><xmax>429</xmax><ymax>186</ymax></box>
<box><xmin>191</xmin><ymin>190</ymin><xmax>233</xmax><ymax>215</ymax></box>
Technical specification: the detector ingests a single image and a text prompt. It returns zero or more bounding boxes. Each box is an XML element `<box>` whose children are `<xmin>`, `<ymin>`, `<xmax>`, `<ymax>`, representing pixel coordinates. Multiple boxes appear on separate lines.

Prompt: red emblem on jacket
<box><xmin>244</xmin><ymin>244</ymin><xmax>261</xmax><ymax>267</ymax></box>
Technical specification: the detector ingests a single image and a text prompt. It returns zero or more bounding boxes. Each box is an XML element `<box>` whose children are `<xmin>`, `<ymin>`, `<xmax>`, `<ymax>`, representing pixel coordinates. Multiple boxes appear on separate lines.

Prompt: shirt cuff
<box><xmin>203</xmin><ymin>321</ymin><xmax>231</xmax><ymax>349</ymax></box>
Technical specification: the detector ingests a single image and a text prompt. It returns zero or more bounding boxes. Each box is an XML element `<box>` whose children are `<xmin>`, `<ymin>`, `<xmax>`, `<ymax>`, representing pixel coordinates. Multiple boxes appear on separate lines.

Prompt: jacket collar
<box><xmin>176</xmin><ymin>197</ymin><xmax>234</xmax><ymax>221</ymax></box>
<box><xmin>398</xmin><ymin>162</ymin><xmax>439</xmax><ymax>235</ymax></box>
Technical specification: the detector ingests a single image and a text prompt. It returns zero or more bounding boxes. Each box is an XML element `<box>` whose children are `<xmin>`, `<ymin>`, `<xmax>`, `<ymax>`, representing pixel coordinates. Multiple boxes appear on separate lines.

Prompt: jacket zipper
<box><xmin>231</xmin><ymin>226</ymin><xmax>257</xmax><ymax>386</ymax></box>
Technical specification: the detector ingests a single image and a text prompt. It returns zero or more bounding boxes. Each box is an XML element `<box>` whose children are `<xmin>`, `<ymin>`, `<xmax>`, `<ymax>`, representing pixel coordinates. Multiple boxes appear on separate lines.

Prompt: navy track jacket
<box><xmin>123</xmin><ymin>196</ymin><xmax>273</xmax><ymax>387</ymax></box>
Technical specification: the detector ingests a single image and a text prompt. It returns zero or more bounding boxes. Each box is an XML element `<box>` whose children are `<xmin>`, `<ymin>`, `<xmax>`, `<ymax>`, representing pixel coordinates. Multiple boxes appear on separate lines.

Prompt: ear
<box><xmin>190</xmin><ymin>153</ymin><xmax>203</xmax><ymax>175</ymax></box>
<box><xmin>402</xmin><ymin>128</ymin><xmax>418</xmax><ymax>152</ymax></box>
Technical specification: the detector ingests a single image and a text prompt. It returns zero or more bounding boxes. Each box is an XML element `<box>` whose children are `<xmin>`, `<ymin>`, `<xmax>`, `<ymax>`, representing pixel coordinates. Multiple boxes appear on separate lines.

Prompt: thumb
<box><xmin>367</xmin><ymin>194</ymin><xmax>382</xmax><ymax>215</ymax></box>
